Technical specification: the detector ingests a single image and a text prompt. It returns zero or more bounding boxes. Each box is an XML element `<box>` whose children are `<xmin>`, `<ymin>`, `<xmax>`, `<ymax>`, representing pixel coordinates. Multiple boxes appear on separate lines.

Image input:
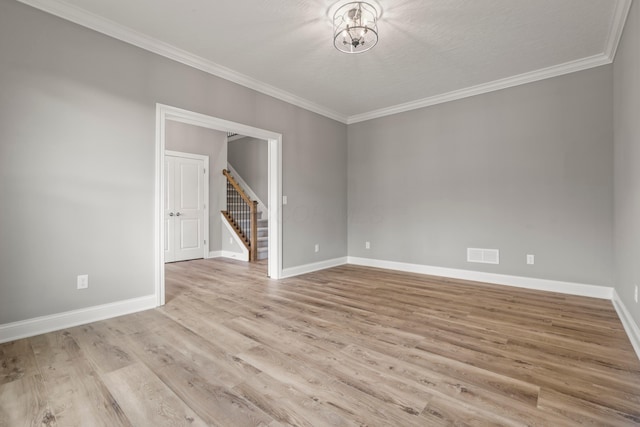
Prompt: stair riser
<box><xmin>257</xmin><ymin>248</ymin><xmax>268</xmax><ymax>260</ymax></box>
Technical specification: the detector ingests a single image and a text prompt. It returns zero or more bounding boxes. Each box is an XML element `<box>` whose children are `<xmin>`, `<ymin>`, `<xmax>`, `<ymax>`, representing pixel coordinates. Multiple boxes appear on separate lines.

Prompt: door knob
<box><xmin>169</xmin><ymin>212</ymin><xmax>174</xmax><ymax>217</ymax></box>
<box><xmin>176</xmin><ymin>212</ymin><xmax>181</xmax><ymax>216</ymax></box>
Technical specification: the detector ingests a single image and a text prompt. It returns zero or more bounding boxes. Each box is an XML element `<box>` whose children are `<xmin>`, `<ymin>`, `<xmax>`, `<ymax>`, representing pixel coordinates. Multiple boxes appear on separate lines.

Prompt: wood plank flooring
<box><xmin>1</xmin><ymin>258</ymin><xmax>640</xmax><ymax>426</ymax></box>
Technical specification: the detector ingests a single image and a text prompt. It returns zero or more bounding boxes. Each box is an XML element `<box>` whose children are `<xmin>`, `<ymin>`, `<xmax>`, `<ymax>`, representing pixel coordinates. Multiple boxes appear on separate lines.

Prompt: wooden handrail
<box><xmin>222</xmin><ymin>169</ymin><xmax>258</xmax><ymax>261</ymax></box>
<box><xmin>223</xmin><ymin>169</ymin><xmax>253</xmax><ymax>206</ymax></box>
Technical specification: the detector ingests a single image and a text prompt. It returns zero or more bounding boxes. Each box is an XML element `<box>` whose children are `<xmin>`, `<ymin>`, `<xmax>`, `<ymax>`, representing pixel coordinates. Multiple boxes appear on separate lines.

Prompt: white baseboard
<box><xmin>207</xmin><ymin>250</ymin><xmax>223</xmax><ymax>259</ymax></box>
<box><xmin>281</xmin><ymin>257</ymin><xmax>348</xmax><ymax>278</ymax></box>
<box><xmin>209</xmin><ymin>250</ymin><xmax>249</xmax><ymax>261</ymax></box>
<box><xmin>347</xmin><ymin>257</ymin><xmax>613</xmax><ymax>300</ymax></box>
<box><xmin>612</xmin><ymin>289</ymin><xmax>640</xmax><ymax>360</ymax></box>
<box><xmin>0</xmin><ymin>295</ymin><xmax>156</xmax><ymax>344</ymax></box>
<box><xmin>220</xmin><ymin>250</ymin><xmax>249</xmax><ymax>262</ymax></box>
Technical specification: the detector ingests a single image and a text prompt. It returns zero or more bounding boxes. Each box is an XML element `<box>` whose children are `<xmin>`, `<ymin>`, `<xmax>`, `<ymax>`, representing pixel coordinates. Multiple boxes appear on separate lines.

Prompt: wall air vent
<box><xmin>467</xmin><ymin>248</ymin><xmax>500</xmax><ymax>264</ymax></box>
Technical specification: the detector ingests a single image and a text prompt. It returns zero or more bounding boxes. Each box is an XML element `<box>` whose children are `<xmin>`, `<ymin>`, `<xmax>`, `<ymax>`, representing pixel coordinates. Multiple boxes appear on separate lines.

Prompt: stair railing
<box><xmin>222</xmin><ymin>169</ymin><xmax>258</xmax><ymax>261</ymax></box>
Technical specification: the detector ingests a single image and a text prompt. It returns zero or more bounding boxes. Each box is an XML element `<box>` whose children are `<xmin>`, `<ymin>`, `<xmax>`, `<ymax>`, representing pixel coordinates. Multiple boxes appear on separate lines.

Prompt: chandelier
<box><xmin>333</xmin><ymin>2</ymin><xmax>379</xmax><ymax>54</ymax></box>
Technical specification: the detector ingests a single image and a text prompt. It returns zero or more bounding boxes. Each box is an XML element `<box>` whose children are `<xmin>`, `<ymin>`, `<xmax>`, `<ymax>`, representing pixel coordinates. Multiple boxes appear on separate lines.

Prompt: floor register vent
<box><xmin>467</xmin><ymin>248</ymin><xmax>500</xmax><ymax>264</ymax></box>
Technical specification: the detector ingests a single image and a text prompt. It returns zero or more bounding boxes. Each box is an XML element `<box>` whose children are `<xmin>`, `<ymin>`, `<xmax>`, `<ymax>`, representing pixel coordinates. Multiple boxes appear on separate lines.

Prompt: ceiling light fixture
<box><xmin>333</xmin><ymin>2</ymin><xmax>379</xmax><ymax>54</ymax></box>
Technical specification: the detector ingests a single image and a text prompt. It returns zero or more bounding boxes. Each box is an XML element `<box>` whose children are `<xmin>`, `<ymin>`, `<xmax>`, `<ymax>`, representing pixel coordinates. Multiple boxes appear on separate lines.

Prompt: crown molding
<box><xmin>605</xmin><ymin>0</ymin><xmax>633</xmax><ymax>61</ymax></box>
<box><xmin>344</xmin><ymin>0</ymin><xmax>633</xmax><ymax>124</ymax></box>
<box><xmin>346</xmin><ymin>53</ymin><xmax>611</xmax><ymax>124</ymax></box>
<box><xmin>17</xmin><ymin>0</ymin><xmax>632</xmax><ymax>126</ymax></box>
<box><xmin>16</xmin><ymin>0</ymin><xmax>349</xmax><ymax>124</ymax></box>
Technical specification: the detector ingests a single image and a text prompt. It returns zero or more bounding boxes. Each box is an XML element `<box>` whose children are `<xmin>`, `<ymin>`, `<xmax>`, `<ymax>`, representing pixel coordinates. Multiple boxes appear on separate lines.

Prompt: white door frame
<box><xmin>164</xmin><ymin>150</ymin><xmax>209</xmax><ymax>262</ymax></box>
<box><xmin>155</xmin><ymin>103</ymin><xmax>283</xmax><ymax>306</ymax></box>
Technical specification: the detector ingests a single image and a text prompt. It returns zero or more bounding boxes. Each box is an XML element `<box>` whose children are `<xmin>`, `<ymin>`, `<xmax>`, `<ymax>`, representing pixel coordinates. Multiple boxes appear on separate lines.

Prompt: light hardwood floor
<box><xmin>1</xmin><ymin>258</ymin><xmax>640</xmax><ymax>426</ymax></box>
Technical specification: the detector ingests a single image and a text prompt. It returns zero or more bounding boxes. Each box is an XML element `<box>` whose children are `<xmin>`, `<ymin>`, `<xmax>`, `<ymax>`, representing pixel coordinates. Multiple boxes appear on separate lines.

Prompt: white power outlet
<box><xmin>77</xmin><ymin>274</ymin><xmax>89</xmax><ymax>290</ymax></box>
<box><xmin>526</xmin><ymin>254</ymin><xmax>535</xmax><ymax>265</ymax></box>
<box><xmin>635</xmin><ymin>285</ymin><xmax>638</xmax><ymax>304</ymax></box>
<box><xmin>315</xmin><ymin>244</ymin><xmax>319</xmax><ymax>253</ymax></box>
<box><xmin>229</xmin><ymin>237</ymin><xmax>233</xmax><ymax>244</ymax></box>
<box><xmin>283</xmin><ymin>195</ymin><xmax>288</xmax><ymax>205</ymax></box>
<box><xmin>365</xmin><ymin>241</ymin><xmax>371</xmax><ymax>249</ymax></box>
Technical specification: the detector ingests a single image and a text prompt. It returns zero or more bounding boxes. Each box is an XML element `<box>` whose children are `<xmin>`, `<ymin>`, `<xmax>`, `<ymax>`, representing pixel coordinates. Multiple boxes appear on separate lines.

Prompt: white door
<box><xmin>165</xmin><ymin>154</ymin><xmax>205</xmax><ymax>263</ymax></box>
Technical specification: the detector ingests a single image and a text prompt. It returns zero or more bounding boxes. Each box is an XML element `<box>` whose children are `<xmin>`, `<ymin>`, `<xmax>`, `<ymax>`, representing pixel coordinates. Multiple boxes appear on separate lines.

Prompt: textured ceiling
<box><xmin>18</xmin><ymin>0</ymin><xmax>632</xmax><ymax>123</ymax></box>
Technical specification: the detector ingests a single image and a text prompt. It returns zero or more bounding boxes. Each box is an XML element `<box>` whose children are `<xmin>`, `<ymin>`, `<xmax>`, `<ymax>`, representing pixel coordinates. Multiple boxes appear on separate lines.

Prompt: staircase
<box><xmin>226</xmin><ymin>201</ymin><xmax>269</xmax><ymax>261</ymax></box>
<box><xmin>222</xmin><ymin>169</ymin><xmax>268</xmax><ymax>261</ymax></box>
<box><xmin>256</xmin><ymin>217</ymin><xmax>268</xmax><ymax>260</ymax></box>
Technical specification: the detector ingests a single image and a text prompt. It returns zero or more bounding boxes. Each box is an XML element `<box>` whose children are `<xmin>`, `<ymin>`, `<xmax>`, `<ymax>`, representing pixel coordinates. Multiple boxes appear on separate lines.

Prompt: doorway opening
<box><xmin>226</xmin><ymin>133</ymin><xmax>270</xmax><ymax>262</ymax></box>
<box><xmin>155</xmin><ymin>104</ymin><xmax>282</xmax><ymax>306</ymax></box>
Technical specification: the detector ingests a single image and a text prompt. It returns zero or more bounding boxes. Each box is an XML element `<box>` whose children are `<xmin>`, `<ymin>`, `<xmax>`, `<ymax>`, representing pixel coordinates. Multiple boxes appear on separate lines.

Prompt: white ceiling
<box><xmin>19</xmin><ymin>0</ymin><xmax>632</xmax><ymax>123</ymax></box>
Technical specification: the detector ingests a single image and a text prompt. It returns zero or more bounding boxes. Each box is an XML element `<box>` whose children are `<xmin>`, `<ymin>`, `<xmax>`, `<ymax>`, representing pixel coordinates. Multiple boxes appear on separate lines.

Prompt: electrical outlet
<box><xmin>365</xmin><ymin>241</ymin><xmax>371</xmax><ymax>249</ymax></box>
<box><xmin>315</xmin><ymin>244</ymin><xmax>319</xmax><ymax>253</ymax></box>
<box><xmin>635</xmin><ymin>285</ymin><xmax>638</xmax><ymax>304</ymax></box>
<box><xmin>526</xmin><ymin>254</ymin><xmax>535</xmax><ymax>265</ymax></box>
<box><xmin>77</xmin><ymin>274</ymin><xmax>88</xmax><ymax>290</ymax></box>
<box><xmin>229</xmin><ymin>237</ymin><xmax>233</xmax><ymax>244</ymax></box>
<box><xmin>283</xmin><ymin>195</ymin><xmax>288</xmax><ymax>205</ymax></box>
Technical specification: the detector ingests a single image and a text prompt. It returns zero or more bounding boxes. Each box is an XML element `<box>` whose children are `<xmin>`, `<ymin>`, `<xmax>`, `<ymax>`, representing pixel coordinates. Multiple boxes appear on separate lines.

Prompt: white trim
<box><xmin>227</xmin><ymin>163</ymin><xmax>268</xmax><ymax>217</ymax></box>
<box><xmin>16</xmin><ymin>0</ymin><xmax>632</xmax><ymax>125</ymax></box>
<box><xmin>221</xmin><ymin>250</ymin><xmax>250</xmax><ymax>262</ymax></box>
<box><xmin>156</xmin><ymin>104</ymin><xmax>282</xmax><ymax>307</ymax></box>
<box><xmin>347</xmin><ymin>257</ymin><xmax>613</xmax><ymax>300</ymax></box>
<box><xmin>347</xmin><ymin>54</ymin><xmax>611</xmax><ymax>124</ymax></box>
<box><xmin>209</xmin><ymin>249</ymin><xmax>250</xmax><ymax>262</ymax></box>
<box><xmin>15</xmin><ymin>0</ymin><xmax>347</xmax><ymax>124</ymax></box>
<box><xmin>0</xmin><ymin>295</ymin><xmax>156</xmax><ymax>344</ymax></box>
<box><xmin>221</xmin><ymin>212</ymin><xmax>250</xmax><ymax>262</ymax></box>
<box><xmin>165</xmin><ymin>150</ymin><xmax>209</xmax><ymax>160</ymax></box>
<box><xmin>155</xmin><ymin>105</ymin><xmax>165</xmax><ymax>306</ymax></box>
<box><xmin>612</xmin><ymin>289</ymin><xmax>640</xmax><ymax>361</ymax></box>
<box><xmin>267</xmin><ymin>130</ymin><xmax>282</xmax><ymax>280</ymax></box>
<box><xmin>281</xmin><ymin>257</ymin><xmax>348</xmax><ymax>279</ymax></box>
<box><xmin>605</xmin><ymin>0</ymin><xmax>634</xmax><ymax>61</ymax></box>
<box><xmin>165</xmin><ymin>150</ymin><xmax>210</xmax><ymax>261</ymax></box>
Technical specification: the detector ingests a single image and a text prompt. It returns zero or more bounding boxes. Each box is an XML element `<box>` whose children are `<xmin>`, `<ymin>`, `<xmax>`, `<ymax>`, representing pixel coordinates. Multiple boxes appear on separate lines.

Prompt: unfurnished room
<box><xmin>1</xmin><ymin>0</ymin><xmax>640</xmax><ymax>425</ymax></box>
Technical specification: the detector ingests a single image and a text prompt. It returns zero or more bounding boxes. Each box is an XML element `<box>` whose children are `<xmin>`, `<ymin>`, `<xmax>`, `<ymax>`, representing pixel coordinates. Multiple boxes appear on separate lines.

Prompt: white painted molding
<box><xmin>347</xmin><ymin>257</ymin><xmax>613</xmax><ymax>300</ymax></box>
<box><xmin>16</xmin><ymin>0</ymin><xmax>348</xmax><ymax>124</ymax></box>
<box><xmin>0</xmin><ymin>295</ymin><xmax>156</xmax><ymax>344</ymax></box>
<box><xmin>227</xmin><ymin>163</ymin><xmax>268</xmax><ymax>217</ymax></box>
<box><xmin>347</xmin><ymin>54</ymin><xmax>611</xmax><ymax>124</ymax></box>
<box><xmin>221</xmin><ymin>250</ymin><xmax>250</xmax><ymax>262</ymax></box>
<box><xmin>281</xmin><ymin>257</ymin><xmax>348</xmax><ymax>279</ymax></box>
<box><xmin>208</xmin><ymin>250</ymin><xmax>249</xmax><ymax>261</ymax></box>
<box><xmin>612</xmin><ymin>289</ymin><xmax>640</xmax><ymax>361</ymax></box>
<box><xmin>16</xmin><ymin>0</ymin><xmax>632</xmax><ymax>125</ymax></box>
<box><xmin>605</xmin><ymin>0</ymin><xmax>634</xmax><ymax>61</ymax></box>
<box><xmin>208</xmin><ymin>250</ymin><xmax>223</xmax><ymax>259</ymax></box>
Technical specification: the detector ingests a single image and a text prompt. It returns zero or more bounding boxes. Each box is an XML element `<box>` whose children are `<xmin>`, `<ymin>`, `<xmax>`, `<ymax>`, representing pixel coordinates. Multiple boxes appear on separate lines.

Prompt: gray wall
<box><xmin>0</xmin><ymin>0</ymin><xmax>348</xmax><ymax>324</ymax></box>
<box><xmin>614</xmin><ymin>0</ymin><xmax>640</xmax><ymax>325</ymax></box>
<box><xmin>165</xmin><ymin>121</ymin><xmax>227</xmax><ymax>253</ymax></box>
<box><xmin>228</xmin><ymin>136</ymin><xmax>268</xmax><ymax>206</ymax></box>
<box><xmin>348</xmin><ymin>66</ymin><xmax>614</xmax><ymax>286</ymax></box>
